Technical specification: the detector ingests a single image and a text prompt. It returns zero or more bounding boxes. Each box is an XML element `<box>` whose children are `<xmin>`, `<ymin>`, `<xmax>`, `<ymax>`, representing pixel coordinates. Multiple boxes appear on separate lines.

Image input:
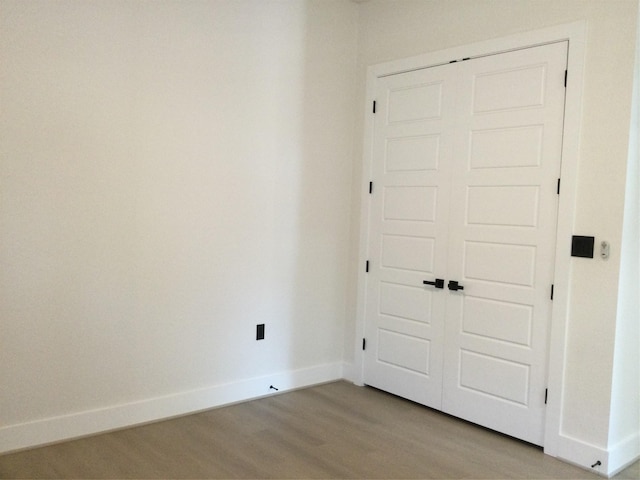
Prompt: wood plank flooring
<box><xmin>1</xmin><ymin>381</ymin><xmax>638</xmax><ymax>479</ymax></box>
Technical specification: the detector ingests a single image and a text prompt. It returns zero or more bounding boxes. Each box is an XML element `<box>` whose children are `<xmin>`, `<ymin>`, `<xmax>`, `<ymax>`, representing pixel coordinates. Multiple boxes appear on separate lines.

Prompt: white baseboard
<box><xmin>0</xmin><ymin>362</ymin><xmax>344</xmax><ymax>455</ymax></box>
<box><xmin>341</xmin><ymin>361</ymin><xmax>355</xmax><ymax>383</ymax></box>
<box><xmin>607</xmin><ymin>431</ymin><xmax>640</xmax><ymax>477</ymax></box>
<box><xmin>556</xmin><ymin>433</ymin><xmax>609</xmax><ymax>476</ymax></box>
<box><xmin>555</xmin><ymin>431</ymin><xmax>640</xmax><ymax>477</ymax></box>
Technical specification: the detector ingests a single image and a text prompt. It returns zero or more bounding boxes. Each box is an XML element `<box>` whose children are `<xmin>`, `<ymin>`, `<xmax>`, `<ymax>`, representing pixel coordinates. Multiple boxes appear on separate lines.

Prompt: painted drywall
<box><xmin>609</xmin><ymin>6</ymin><xmax>640</xmax><ymax>473</ymax></box>
<box><xmin>0</xmin><ymin>0</ymin><xmax>357</xmax><ymax>448</ymax></box>
<box><xmin>346</xmin><ymin>0</ymin><xmax>639</xmax><ymax>472</ymax></box>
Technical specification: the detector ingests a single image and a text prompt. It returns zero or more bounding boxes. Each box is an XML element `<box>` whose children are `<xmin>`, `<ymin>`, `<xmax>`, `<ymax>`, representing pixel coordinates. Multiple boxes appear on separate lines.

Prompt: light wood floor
<box><xmin>1</xmin><ymin>381</ymin><xmax>638</xmax><ymax>479</ymax></box>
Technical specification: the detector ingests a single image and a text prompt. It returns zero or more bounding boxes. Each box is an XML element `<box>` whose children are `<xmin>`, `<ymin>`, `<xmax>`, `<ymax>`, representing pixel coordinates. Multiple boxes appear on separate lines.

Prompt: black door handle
<box><xmin>423</xmin><ymin>278</ymin><xmax>444</xmax><ymax>289</ymax></box>
<box><xmin>448</xmin><ymin>280</ymin><xmax>464</xmax><ymax>291</ymax></box>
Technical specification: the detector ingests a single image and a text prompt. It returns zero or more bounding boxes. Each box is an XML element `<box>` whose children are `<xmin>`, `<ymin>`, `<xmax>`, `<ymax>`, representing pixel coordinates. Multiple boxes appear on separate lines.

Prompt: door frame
<box><xmin>353</xmin><ymin>21</ymin><xmax>587</xmax><ymax>456</ymax></box>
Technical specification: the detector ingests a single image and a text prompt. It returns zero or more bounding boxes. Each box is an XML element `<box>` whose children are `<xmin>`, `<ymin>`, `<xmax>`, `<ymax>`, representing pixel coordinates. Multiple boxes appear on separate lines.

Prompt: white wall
<box><xmin>346</xmin><ymin>0</ymin><xmax>639</xmax><ymax>475</ymax></box>
<box><xmin>0</xmin><ymin>0</ymin><xmax>358</xmax><ymax>451</ymax></box>
<box><xmin>610</xmin><ymin>6</ymin><xmax>640</xmax><ymax>474</ymax></box>
<box><xmin>2</xmin><ymin>0</ymin><xmax>638</xmax><ymax>472</ymax></box>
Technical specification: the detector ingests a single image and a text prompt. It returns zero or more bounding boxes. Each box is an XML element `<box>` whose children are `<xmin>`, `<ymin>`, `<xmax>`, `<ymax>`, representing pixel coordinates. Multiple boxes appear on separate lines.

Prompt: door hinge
<box><xmin>557</xmin><ymin>178</ymin><xmax>561</xmax><ymax>195</ymax></box>
<box><xmin>365</xmin><ymin>260</ymin><xmax>370</xmax><ymax>273</ymax></box>
<box><xmin>551</xmin><ymin>284</ymin><xmax>554</xmax><ymax>300</ymax></box>
<box><xmin>564</xmin><ymin>70</ymin><xmax>568</xmax><ymax>88</ymax></box>
<box><xmin>369</xmin><ymin>181</ymin><xmax>373</xmax><ymax>194</ymax></box>
<box><xmin>372</xmin><ymin>100</ymin><xmax>376</xmax><ymax>114</ymax></box>
<box><xmin>545</xmin><ymin>388</ymin><xmax>548</xmax><ymax>404</ymax></box>
<box><xmin>362</xmin><ymin>338</ymin><xmax>366</xmax><ymax>351</ymax></box>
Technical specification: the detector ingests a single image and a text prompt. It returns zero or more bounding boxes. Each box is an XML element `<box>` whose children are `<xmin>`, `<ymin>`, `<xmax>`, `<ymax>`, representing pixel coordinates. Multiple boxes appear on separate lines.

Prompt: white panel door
<box><xmin>363</xmin><ymin>63</ymin><xmax>458</xmax><ymax>408</ymax></box>
<box><xmin>442</xmin><ymin>42</ymin><xmax>568</xmax><ymax>445</ymax></box>
<box><xmin>363</xmin><ymin>42</ymin><xmax>567</xmax><ymax>445</ymax></box>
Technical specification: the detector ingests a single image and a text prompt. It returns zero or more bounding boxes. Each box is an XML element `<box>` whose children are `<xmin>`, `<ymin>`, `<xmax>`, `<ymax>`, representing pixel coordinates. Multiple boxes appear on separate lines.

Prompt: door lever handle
<box><xmin>447</xmin><ymin>280</ymin><xmax>464</xmax><ymax>291</ymax></box>
<box><xmin>423</xmin><ymin>278</ymin><xmax>444</xmax><ymax>289</ymax></box>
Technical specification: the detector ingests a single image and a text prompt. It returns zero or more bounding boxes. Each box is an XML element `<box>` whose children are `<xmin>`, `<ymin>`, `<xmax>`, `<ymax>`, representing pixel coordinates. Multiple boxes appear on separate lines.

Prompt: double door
<box><xmin>363</xmin><ymin>42</ymin><xmax>567</xmax><ymax>446</ymax></box>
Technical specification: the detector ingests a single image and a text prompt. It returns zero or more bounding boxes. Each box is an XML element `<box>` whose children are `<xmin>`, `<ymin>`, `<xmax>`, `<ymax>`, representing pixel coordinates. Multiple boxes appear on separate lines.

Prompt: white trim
<box><xmin>353</xmin><ymin>69</ymin><xmax>376</xmax><ymax>387</ymax></box>
<box><xmin>0</xmin><ymin>362</ymin><xmax>343</xmax><ymax>455</ymax></box>
<box><xmin>354</xmin><ymin>18</ymin><xmax>587</xmax><ymax>458</ymax></box>
<box><xmin>543</xmin><ymin>20</ymin><xmax>587</xmax><ymax>458</ymax></box>
<box><xmin>554</xmin><ymin>431</ymin><xmax>639</xmax><ymax>478</ymax></box>
<box><xmin>556</xmin><ymin>434</ymin><xmax>609</xmax><ymax>476</ymax></box>
<box><xmin>606</xmin><ymin>432</ymin><xmax>640</xmax><ymax>477</ymax></box>
<box><xmin>367</xmin><ymin>21</ymin><xmax>587</xmax><ymax>78</ymax></box>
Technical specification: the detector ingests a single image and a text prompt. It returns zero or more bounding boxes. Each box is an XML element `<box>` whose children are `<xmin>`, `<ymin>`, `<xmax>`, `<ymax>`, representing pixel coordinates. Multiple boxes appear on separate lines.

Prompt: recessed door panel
<box><xmin>386</xmin><ymin>135</ymin><xmax>440</xmax><ymax>172</ymax></box>
<box><xmin>388</xmin><ymin>83</ymin><xmax>443</xmax><ymax>123</ymax></box>
<box><xmin>382</xmin><ymin>235</ymin><xmax>434</xmax><ymax>273</ymax></box>
<box><xmin>473</xmin><ymin>65</ymin><xmax>545</xmax><ymax>113</ymax></box>
<box><xmin>380</xmin><ymin>282</ymin><xmax>432</xmax><ymax>324</ymax></box>
<box><xmin>459</xmin><ymin>350</ymin><xmax>530</xmax><ymax>405</ymax></box>
<box><xmin>467</xmin><ymin>186</ymin><xmax>540</xmax><ymax>227</ymax></box>
<box><xmin>464</xmin><ymin>241</ymin><xmax>536</xmax><ymax>286</ymax></box>
<box><xmin>378</xmin><ymin>330</ymin><xmax>431</xmax><ymax>374</ymax></box>
<box><xmin>462</xmin><ymin>296</ymin><xmax>533</xmax><ymax>346</ymax></box>
<box><xmin>384</xmin><ymin>186</ymin><xmax>437</xmax><ymax>222</ymax></box>
<box><xmin>470</xmin><ymin>126</ymin><xmax>543</xmax><ymax>169</ymax></box>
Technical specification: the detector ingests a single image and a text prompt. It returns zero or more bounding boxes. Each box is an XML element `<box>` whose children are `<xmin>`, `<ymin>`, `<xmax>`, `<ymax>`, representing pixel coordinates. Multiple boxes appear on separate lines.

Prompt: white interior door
<box><xmin>442</xmin><ymin>42</ymin><xmax>568</xmax><ymax>445</ymax></box>
<box><xmin>363</xmin><ymin>63</ymin><xmax>458</xmax><ymax>408</ymax></box>
<box><xmin>363</xmin><ymin>42</ymin><xmax>568</xmax><ymax>445</ymax></box>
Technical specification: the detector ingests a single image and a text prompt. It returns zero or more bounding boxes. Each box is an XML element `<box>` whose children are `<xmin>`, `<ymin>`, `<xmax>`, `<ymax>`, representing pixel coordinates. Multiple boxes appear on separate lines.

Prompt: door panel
<box><xmin>383</xmin><ymin>186</ymin><xmax>437</xmax><ymax>221</ymax></box>
<box><xmin>388</xmin><ymin>83</ymin><xmax>443</xmax><ymax>122</ymax></box>
<box><xmin>469</xmin><ymin>125</ymin><xmax>543</xmax><ymax>169</ymax></box>
<box><xmin>472</xmin><ymin>64</ymin><xmax>546</xmax><ymax>113</ymax></box>
<box><xmin>459</xmin><ymin>350</ymin><xmax>530</xmax><ymax>405</ymax></box>
<box><xmin>381</xmin><ymin>234</ymin><xmax>435</xmax><ymax>272</ymax></box>
<box><xmin>378</xmin><ymin>330</ymin><xmax>431</xmax><ymax>374</ymax></box>
<box><xmin>466</xmin><ymin>186</ymin><xmax>540</xmax><ymax>227</ymax></box>
<box><xmin>363</xmin><ymin>64</ymin><xmax>457</xmax><ymax>408</ymax></box>
<box><xmin>386</xmin><ymin>135</ymin><xmax>440</xmax><ymax>171</ymax></box>
<box><xmin>463</xmin><ymin>241</ymin><xmax>537</xmax><ymax>286</ymax></box>
<box><xmin>461</xmin><ymin>296</ymin><xmax>533</xmax><ymax>346</ymax></box>
<box><xmin>443</xmin><ymin>42</ymin><xmax>567</xmax><ymax>445</ymax></box>
<box><xmin>379</xmin><ymin>282</ymin><xmax>432</xmax><ymax>323</ymax></box>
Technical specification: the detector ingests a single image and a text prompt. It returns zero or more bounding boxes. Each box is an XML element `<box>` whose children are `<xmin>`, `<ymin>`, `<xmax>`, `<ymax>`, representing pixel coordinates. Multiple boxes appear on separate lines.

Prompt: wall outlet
<box><xmin>256</xmin><ymin>324</ymin><xmax>265</xmax><ymax>340</ymax></box>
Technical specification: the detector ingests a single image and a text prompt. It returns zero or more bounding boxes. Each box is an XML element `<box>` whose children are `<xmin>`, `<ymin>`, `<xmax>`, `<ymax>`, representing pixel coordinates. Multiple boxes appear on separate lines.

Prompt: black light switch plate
<box><xmin>256</xmin><ymin>324</ymin><xmax>265</xmax><ymax>340</ymax></box>
<box><xmin>571</xmin><ymin>236</ymin><xmax>595</xmax><ymax>258</ymax></box>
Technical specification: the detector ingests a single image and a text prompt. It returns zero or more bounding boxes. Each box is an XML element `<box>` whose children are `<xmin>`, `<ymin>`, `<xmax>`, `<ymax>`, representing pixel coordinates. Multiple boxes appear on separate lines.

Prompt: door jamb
<box><xmin>353</xmin><ymin>21</ymin><xmax>587</xmax><ymax>458</ymax></box>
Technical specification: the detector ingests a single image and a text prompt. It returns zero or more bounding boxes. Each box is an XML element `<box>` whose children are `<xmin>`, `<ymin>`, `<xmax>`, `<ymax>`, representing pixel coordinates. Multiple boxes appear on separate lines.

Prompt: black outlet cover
<box><xmin>256</xmin><ymin>324</ymin><xmax>265</xmax><ymax>340</ymax></box>
<box><xmin>571</xmin><ymin>236</ymin><xmax>595</xmax><ymax>258</ymax></box>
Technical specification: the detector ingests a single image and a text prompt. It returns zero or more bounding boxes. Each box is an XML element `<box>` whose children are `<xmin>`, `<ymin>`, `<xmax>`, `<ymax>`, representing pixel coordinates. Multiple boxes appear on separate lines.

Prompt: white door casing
<box><xmin>362</xmin><ymin>42</ymin><xmax>568</xmax><ymax>446</ymax></box>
